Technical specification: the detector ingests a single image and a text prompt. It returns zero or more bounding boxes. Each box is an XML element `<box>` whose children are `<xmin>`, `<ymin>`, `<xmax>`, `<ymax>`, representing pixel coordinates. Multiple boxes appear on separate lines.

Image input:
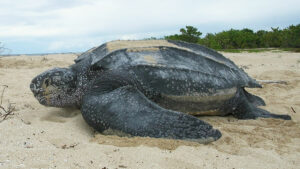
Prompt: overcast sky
<box><xmin>0</xmin><ymin>0</ymin><xmax>299</xmax><ymax>54</ymax></box>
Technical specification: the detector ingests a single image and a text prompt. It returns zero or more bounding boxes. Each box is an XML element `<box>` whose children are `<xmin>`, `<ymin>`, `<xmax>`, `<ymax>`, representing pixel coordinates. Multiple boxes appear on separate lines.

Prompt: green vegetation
<box><xmin>280</xmin><ymin>48</ymin><xmax>300</xmax><ymax>52</ymax></box>
<box><xmin>164</xmin><ymin>24</ymin><xmax>300</xmax><ymax>52</ymax></box>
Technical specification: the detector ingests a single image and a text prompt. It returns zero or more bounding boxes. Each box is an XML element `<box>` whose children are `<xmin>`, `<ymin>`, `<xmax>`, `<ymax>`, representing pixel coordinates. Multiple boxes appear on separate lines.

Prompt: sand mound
<box><xmin>0</xmin><ymin>51</ymin><xmax>299</xmax><ymax>169</ymax></box>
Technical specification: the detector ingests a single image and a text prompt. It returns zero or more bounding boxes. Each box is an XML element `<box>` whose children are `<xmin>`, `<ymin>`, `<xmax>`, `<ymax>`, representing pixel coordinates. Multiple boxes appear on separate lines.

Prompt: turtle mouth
<box><xmin>30</xmin><ymin>82</ymin><xmax>58</xmax><ymax>106</ymax></box>
<box><xmin>35</xmin><ymin>95</ymin><xmax>49</xmax><ymax>105</ymax></box>
<box><xmin>33</xmin><ymin>91</ymin><xmax>52</xmax><ymax>105</ymax></box>
<box><xmin>35</xmin><ymin>93</ymin><xmax>63</xmax><ymax>106</ymax></box>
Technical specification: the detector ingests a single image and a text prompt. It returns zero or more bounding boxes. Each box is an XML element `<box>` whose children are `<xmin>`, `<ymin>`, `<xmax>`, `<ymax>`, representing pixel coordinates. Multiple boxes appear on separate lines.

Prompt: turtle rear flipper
<box><xmin>224</xmin><ymin>88</ymin><xmax>291</xmax><ymax>120</ymax></box>
<box><xmin>234</xmin><ymin>106</ymin><xmax>291</xmax><ymax>120</ymax></box>
<box><xmin>81</xmin><ymin>85</ymin><xmax>221</xmax><ymax>143</ymax></box>
<box><xmin>242</xmin><ymin>88</ymin><xmax>266</xmax><ymax>106</ymax></box>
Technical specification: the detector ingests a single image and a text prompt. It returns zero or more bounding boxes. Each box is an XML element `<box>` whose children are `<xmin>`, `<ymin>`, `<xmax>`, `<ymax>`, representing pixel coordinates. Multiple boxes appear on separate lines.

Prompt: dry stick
<box><xmin>0</xmin><ymin>106</ymin><xmax>7</xmax><ymax>113</ymax></box>
<box><xmin>3</xmin><ymin>102</ymin><xmax>15</xmax><ymax>120</ymax></box>
<box><xmin>0</xmin><ymin>85</ymin><xmax>8</xmax><ymax>116</ymax></box>
<box><xmin>0</xmin><ymin>106</ymin><xmax>6</xmax><ymax>116</ymax></box>
<box><xmin>291</xmin><ymin>107</ymin><xmax>297</xmax><ymax>113</ymax></box>
<box><xmin>2</xmin><ymin>109</ymin><xmax>14</xmax><ymax>120</ymax></box>
<box><xmin>256</xmin><ymin>80</ymin><xmax>288</xmax><ymax>85</ymax></box>
<box><xmin>0</xmin><ymin>85</ymin><xmax>8</xmax><ymax>105</ymax></box>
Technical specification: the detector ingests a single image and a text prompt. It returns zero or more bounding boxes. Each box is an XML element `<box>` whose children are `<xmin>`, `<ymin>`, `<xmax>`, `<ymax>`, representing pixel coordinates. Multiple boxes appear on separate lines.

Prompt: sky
<box><xmin>0</xmin><ymin>0</ymin><xmax>299</xmax><ymax>54</ymax></box>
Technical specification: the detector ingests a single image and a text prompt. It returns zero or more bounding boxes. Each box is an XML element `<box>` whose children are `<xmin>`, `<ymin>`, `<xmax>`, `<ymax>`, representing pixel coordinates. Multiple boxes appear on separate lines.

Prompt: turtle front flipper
<box><xmin>81</xmin><ymin>85</ymin><xmax>221</xmax><ymax>143</ymax></box>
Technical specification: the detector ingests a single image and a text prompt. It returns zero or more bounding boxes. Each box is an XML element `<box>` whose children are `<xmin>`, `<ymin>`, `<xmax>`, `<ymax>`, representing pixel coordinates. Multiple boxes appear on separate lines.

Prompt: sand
<box><xmin>0</xmin><ymin>51</ymin><xmax>299</xmax><ymax>169</ymax></box>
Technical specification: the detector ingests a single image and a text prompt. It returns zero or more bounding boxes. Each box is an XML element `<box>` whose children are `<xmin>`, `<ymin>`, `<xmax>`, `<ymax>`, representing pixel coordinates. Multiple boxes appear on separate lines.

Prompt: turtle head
<box><xmin>30</xmin><ymin>68</ymin><xmax>77</xmax><ymax>107</ymax></box>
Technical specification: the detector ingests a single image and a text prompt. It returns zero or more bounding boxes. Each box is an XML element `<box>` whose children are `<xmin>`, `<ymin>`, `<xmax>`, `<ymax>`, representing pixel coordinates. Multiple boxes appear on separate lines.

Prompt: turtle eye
<box><xmin>52</xmin><ymin>76</ymin><xmax>62</xmax><ymax>84</ymax></box>
<box><xmin>64</xmin><ymin>74</ymin><xmax>73</xmax><ymax>81</ymax></box>
<box><xmin>62</xmin><ymin>71</ymin><xmax>75</xmax><ymax>83</ymax></box>
<box><xmin>44</xmin><ymin>78</ymin><xmax>50</xmax><ymax>87</ymax></box>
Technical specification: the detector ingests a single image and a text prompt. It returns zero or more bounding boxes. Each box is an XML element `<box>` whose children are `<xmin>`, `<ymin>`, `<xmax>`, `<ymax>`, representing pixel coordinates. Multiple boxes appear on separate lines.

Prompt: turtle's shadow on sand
<box><xmin>40</xmin><ymin>107</ymin><xmax>80</xmax><ymax>123</ymax></box>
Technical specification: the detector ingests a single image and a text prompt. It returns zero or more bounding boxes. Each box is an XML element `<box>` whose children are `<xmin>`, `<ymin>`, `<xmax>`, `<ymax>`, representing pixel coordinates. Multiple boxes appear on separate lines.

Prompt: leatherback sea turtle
<box><xmin>30</xmin><ymin>40</ymin><xmax>291</xmax><ymax>143</ymax></box>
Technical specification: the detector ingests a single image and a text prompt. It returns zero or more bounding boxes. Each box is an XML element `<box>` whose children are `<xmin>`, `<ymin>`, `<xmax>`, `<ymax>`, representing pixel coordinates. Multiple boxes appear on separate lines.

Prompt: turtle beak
<box><xmin>30</xmin><ymin>76</ymin><xmax>45</xmax><ymax>97</ymax></box>
<box><xmin>30</xmin><ymin>75</ymin><xmax>48</xmax><ymax>105</ymax></box>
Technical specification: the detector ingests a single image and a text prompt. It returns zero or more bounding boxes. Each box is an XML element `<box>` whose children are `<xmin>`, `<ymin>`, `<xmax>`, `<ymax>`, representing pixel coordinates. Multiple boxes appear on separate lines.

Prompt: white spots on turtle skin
<box><xmin>83</xmin><ymin>97</ymin><xmax>104</xmax><ymax>127</ymax></box>
<box><xmin>30</xmin><ymin>82</ymin><xmax>43</xmax><ymax>94</ymax></box>
<box><xmin>157</xmin><ymin>70</ymin><xmax>169</xmax><ymax>79</ymax></box>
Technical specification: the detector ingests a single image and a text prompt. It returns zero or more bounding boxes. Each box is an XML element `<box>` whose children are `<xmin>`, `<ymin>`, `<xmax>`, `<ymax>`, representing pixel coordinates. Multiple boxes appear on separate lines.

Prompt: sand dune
<box><xmin>0</xmin><ymin>51</ymin><xmax>299</xmax><ymax>169</ymax></box>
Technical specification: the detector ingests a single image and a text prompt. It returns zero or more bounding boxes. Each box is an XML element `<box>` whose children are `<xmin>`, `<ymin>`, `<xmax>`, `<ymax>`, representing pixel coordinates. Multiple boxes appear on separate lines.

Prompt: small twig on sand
<box><xmin>0</xmin><ymin>85</ymin><xmax>15</xmax><ymax>121</ymax></box>
<box><xmin>61</xmin><ymin>143</ymin><xmax>79</xmax><ymax>149</ymax></box>
<box><xmin>41</xmin><ymin>57</ymin><xmax>48</xmax><ymax>62</ymax></box>
<box><xmin>291</xmin><ymin>107</ymin><xmax>297</xmax><ymax>113</ymax></box>
<box><xmin>257</xmin><ymin>80</ymin><xmax>288</xmax><ymax>85</ymax></box>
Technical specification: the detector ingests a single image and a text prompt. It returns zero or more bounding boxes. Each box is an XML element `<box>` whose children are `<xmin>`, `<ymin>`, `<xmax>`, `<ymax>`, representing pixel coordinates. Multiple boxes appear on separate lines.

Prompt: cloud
<box><xmin>0</xmin><ymin>0</ymin><xmax>299</xmax><ymax>53</ymax></box>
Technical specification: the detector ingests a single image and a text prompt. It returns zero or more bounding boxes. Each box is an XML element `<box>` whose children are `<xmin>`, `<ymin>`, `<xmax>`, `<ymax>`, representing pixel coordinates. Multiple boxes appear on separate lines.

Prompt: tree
<box><xmin>267</xmin><ymin>27</ymin><xmax>283</xmax><ymax>47</ymax></box>
<box><xmin>199</xmin><ymin>33</ymin><xmax>222</xmax><ymax>49</ymax></box>
<box><xmin>165</xmin><ymin>26</ymin><xmax>202</xmax><ymax>43</ymax></box>
<box><xmin>282</xmin><ymin>24</ymin><xmax>300</xmax><ymax>48</ymax></box>
<box><xmin>256</xmin><ymin>30</ymin><xmax>268</xmax><ymax>47</ymax></box>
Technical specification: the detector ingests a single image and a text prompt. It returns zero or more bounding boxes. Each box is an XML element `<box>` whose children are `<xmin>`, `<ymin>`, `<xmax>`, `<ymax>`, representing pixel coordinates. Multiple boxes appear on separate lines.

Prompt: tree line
<box><xmin>164</xmin><ymin>24</ymin><xmax>300</xmax><ymax>49</ymax></box>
